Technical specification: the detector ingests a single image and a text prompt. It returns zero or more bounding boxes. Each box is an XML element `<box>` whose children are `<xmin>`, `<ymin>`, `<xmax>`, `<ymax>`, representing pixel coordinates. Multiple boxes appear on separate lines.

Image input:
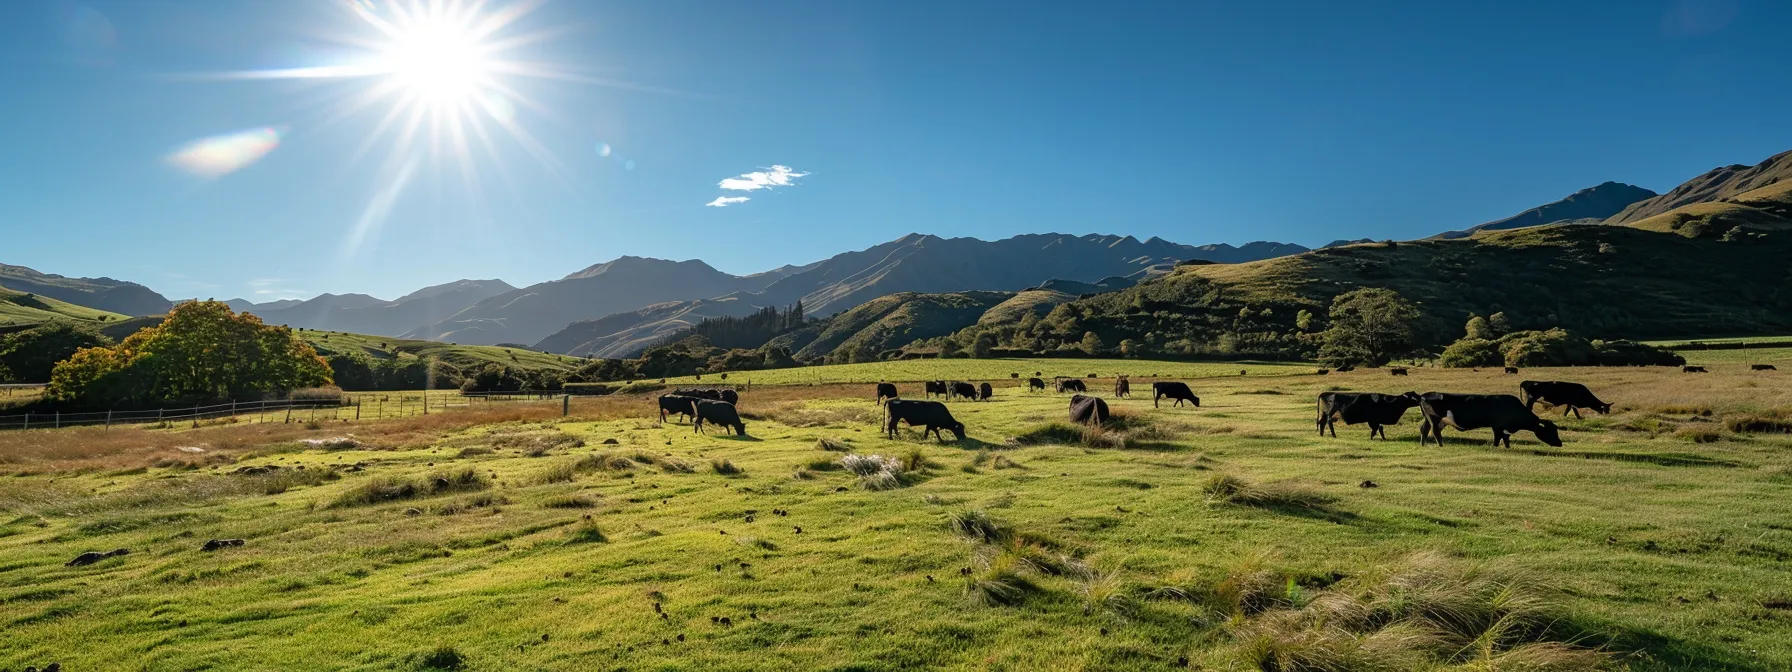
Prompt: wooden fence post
<box><xmin>284</xmin><ymin>406</ymin><xmax>292</xmax><ymax>424</ymax></box>
<box><xmin>355</xmin><ymin>402</ymin><xmax>361</xmax><ymax>421</ymax></box>
<box><xmin>562</xmin><ymin>394</ymin><xmax>570</xmax><ymax>416</ymax></box>
<box><xmin>106</xmin><ymin>410</ymin><xmax>112</xmax><ymax>429</ymax></box>
<box><xmin>24</xmin><ymin>413</ymin><xmax>30</xmax><ymax>430</ymax></box>
<box><xmin>54</xmin><ymin>412</ymin><xmax>59</xmax><ymax>429</ymax></box>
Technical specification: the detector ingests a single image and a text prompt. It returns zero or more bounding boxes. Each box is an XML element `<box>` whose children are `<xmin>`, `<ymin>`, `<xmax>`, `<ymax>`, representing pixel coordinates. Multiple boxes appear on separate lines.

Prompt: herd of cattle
<box><xmin>655</xmin><ymin>372</ymin><xmax>1632</xmax><ymax>450</ymax></box>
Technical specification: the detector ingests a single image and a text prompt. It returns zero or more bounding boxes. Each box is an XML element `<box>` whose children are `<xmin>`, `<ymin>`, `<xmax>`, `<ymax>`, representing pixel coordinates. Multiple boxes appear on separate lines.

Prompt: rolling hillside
<box><xmin>298</xmin><ymin>331</ymin><xmax>581</xmax><ymax>374</ymax></box>
<box><xmin>0</xmin><ymin>286</ymin><xmax>129</xmax><ymax>329</ymax></box>
<box><xmin>0</xmin><ymin>263</ymin><xmax>172</xmax><ymax>316</ymax></box>
<box><xmin>534</xmin><ymin>298</ymin><xmax>767</xmax><ymax>359</ymax></box>
<box><xmin>1606</xmin><ymin>148</ymin><xmax>1792</xmax><ymax>225</ymax></box>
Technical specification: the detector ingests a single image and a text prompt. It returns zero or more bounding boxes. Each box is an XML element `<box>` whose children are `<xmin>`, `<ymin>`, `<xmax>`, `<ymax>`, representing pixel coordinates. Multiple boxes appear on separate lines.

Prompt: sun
<box><xmin>377</xmin><ymin>12</ymin><xmax>493</xmax><ymax>109</ymax></box>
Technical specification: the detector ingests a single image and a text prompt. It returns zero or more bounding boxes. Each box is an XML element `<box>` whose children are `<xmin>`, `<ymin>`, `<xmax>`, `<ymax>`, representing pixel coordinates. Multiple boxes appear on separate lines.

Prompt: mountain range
<box><xmin>5</xmin><ymin>147</ymin><xmax>1791</xmax><ymax>363</ymax></box>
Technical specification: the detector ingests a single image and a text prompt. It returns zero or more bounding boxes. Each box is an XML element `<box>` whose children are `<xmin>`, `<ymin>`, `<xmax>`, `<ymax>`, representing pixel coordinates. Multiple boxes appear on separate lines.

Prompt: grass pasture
<box><xmin>670</xmin><ymin>357</ymin><xmax>1309</xmax><ymax>386</ymax></box>
<box><xmin>1</xmin><ymin>365</ymin><xmax>1791</xmax><ymax>669</ymax></box>
<box><xmin>299</xmin><ymin>331</ymin><xmax>583</xmax><ymax>373</ymax></box>
<box><xmin>0</xmin><ymin>286</ymin><xmax>128</xmax><ymax>328</ymax></box>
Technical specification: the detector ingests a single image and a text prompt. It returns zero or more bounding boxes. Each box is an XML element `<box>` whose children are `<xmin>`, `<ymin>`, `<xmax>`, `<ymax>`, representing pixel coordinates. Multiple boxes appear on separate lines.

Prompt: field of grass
<box><xmin>0</xmin><ymin>286</ymin><xmax>128</xmax><ymax>328</ymax></box>
<box><xmin>300</xmin><ymin>330</ymin><xmax>582</xmax><ymax>373</ymax></box>
<box><xmin>4</xmin><ymin>364</ymin><xmax>1792</xmax><ymax>669</ymax></box>
<box><xmin>669</xmin><ymin>358</ymin><xmax>1312</xmax><ymax>386</ymax></box>
<box><xmin>1676</xmin><ymin>347</ymin><xmax>1792</xmax><ymax>366</ymax></box>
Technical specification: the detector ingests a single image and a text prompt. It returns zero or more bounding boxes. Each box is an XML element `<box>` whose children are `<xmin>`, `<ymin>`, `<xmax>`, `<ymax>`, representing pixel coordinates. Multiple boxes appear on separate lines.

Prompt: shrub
<box><xmin>1438</xmin><ymin>337</ymin><xmax>1502</xmax><ymax>368</ymax></box>
<box><xmin>1724</xmin><ymin>413</ymin><xmax>1792</xmax><ymax>434</ymax></box>
<box><xmin>414</xmin><ymin>645</ymin><xmax>466</xmax><ymax>670</ymax></box>
<box><xmin>567</xmin><ymin>520</ymin><xmax>607</xmax><ymax>544</ymax></box>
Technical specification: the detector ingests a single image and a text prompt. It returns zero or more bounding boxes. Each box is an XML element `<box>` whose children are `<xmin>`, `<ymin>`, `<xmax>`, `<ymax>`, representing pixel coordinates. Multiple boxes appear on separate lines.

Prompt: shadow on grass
<box><xmin>1582</xmin><ymin>617</ymin><xmax>1778</xmax><ymax>672</ymax></box>
<box><xmin>1524</xmin><ymin>449</ymin><xmax>1741</xmax><ymax>468</ymax></box>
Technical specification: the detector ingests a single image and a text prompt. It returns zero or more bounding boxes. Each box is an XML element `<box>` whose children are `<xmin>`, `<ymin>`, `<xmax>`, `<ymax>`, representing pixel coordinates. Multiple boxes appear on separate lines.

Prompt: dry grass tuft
<box><xmin>949</xmin><ymin>509</ymin><xmax>1011</xmax><ymax>544</ymax></box>
<box><xmin>330</xmin><ymin>468</ymin><xmax>488</xmax><ymax>508</ymax></box>
<box><xmin>1204</xmin><ymin>474</ymin><xmax>1336</xmax><ymax>510</ymax></box>
<box><xmin>710</xmin><ymin>458</ymin><xmax>743</xmax><ymax>476</ymax></box>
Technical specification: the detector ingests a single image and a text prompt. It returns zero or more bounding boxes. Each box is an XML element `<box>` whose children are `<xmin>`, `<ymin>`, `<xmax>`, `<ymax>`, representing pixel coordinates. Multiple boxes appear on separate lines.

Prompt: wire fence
<box><xmin>0</xmin><ymin>391</ymin><xmax>567</xmax><ymax>432</ymax></box>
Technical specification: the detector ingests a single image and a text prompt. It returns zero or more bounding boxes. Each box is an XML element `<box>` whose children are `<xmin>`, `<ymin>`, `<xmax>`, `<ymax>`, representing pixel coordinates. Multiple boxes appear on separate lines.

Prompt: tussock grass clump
<box><xmin>455</xmin><ymin>446</ymin><xmax>493</xmax><ymax>458</ymax></box>
<box><xmin>816</xmin><ymin>437</ymin><xmax>851</xmax><ymax>452</ymax></box>
<box><xmin>1725</xmin><ymin>413</ymin><xmax>1792</xmax><ymax>434</ymax></box>
<box><xmin>840</xmin><ymin>453</ymin><xmax>905</xmax><ymax>490</ymax></box>
<box><xmin>759</xmin><ymin>403</ymin><xmax>877</xmax><ymax>427</ymax></box>
<box><xmin>330</xmin><ymin>468</ymin><xmax>489</xmax><ymax>508</ymax></box>
<box><xmin>256</xmin><ymin>467</ymin><xmax>340</xmax><ymax>495</ymax></box>
<box><xmin>804</xmin><ymin>457</ymin><xmax>844</xmax><ymax>472</ymax></box>
<box><xmin>412</xmin><ymin>644</ymin><xmax>466</xmax><ymax>670</ymax></box>
<box><xmin>965</xmin><ymin>549</ymin><xmax>1039</xmax><ymax>607</ymax></box>
<box><xmin>542</xmin><ymin>493</ymin><xmax>599</xmax><ymax>508</ymax></box>
<box><xmin>1212</xmin><ymin>553</ymin><xmax>1611</xmax><ymax>670</ymax></box>
<box><xmin>711</xmin><ymin>458</ymin><xmax>743</xmax><ymax>476</ymax></box>
<box><xmin>1674</xmin><ymin>426</ymin><xmax>1727</xmax><ymax>444</ymax></box>
<box><xmin>949</xmin><ymin>509</ymin><xmax>1011</xmax><ymax>544</ymax></box>
<box><xmin>1204</xmin><ymin>474</ymin><xmax>1336</xmax><ymax>510</ymax></box>
<box><xmin>1014</xmin><ymin>411</ymin><xmax>1180</xmax><ymax>450</ymax></box>
<box><xmin>631</xmin><ymin>451</ymin><xmax>694</xmax><ymax>473</ymax></box>
<box><xmin>436</xmin><ymin>493</ymin><xmax>505</xmax><ymax>515</ymax></box>
<box><xmin>567</xmin><ymin>520</ymin><xmax>607</xmax><ymax>544</ymax></box>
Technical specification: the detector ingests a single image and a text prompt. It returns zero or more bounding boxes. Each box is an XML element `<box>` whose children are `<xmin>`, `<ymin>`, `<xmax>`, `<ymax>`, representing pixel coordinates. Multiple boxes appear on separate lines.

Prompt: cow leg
<box><xmin>1154</xmin><ymin>395</ymin><xmax>1160</xmax><ymax>408</ymax></box>
<box><xmin>1570</xmin><ymin>407</ymin><xmax>1582</xmax><ymax>420</ymax></box>
<box><xmin>1369</xmin><ymin>423</ymin><xmax>1381</xmax><ymax>440</ymax></box>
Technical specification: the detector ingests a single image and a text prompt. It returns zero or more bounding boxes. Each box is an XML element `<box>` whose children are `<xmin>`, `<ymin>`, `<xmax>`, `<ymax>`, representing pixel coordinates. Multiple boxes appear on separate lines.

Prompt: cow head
<box><xmin>1594</xmin><ymin>401</ymin><xmax>1612</xmax><ymax>415</ymax></box>
<box><xmin>1533</xmin><ymin>419</ymin><xmax>1563</xmax><ymax>447</ymax></box>
<box><xmin>1399</xmin><ymin>391</ymin><xmax>1421</xmax><ymax>407</ymax></box>
<box><xmin>948</xmin><ymin>422</ymin><xmax>966</xmax><ymax>441</ymax></box>
<box><xmin>735</xmin><ymin>421</ymin><xmax>749</xmax><ymax>436</ymax></box>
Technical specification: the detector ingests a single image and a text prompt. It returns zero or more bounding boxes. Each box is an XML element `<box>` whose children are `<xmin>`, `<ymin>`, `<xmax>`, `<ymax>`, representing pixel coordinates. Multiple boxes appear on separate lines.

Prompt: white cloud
<box><xmin>706</xmin><ymin>196</ymin><xmax>751</xmax><ymax>207</ymax></box>
<box><xmin>248</xmin><ymin>278</ymin><xmax>309</xmax><ymax>300</ymax></box>
<box><xmin>718</xmin><ymin>165</ymin><xmax>808</xmax><ymax>192</ymax></box>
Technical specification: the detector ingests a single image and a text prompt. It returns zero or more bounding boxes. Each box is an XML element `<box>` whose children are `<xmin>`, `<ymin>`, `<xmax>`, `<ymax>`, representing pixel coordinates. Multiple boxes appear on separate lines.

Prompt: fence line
<box><xmin>0</xmin><ymin>392</ymin><xmax>567</xmax><ymax>432</ymax></box>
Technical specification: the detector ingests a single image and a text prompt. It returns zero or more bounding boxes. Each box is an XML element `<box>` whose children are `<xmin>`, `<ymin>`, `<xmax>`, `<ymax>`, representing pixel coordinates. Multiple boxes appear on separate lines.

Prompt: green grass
<box><xmin>662</xmin><ymin>357</ymin><xmax>1310</xmax><ymax>385</ymax></box>
<box><xmin>299</xmin><ymin>330</ymin><xmax>581</xmax><ymax>373</ymax></box>
<box><xmin>1676</xmin><ymin>347</ymin><xmax>1792</xmax><ymax>366</ymax></box>
<box><xmin>4</xmin><ymin>365</ymin><xmax>1792</xmax><ymax>669</ymax></box>
<box><xmin>0</xmin><ymin>287</ymin><xmax>128</xmax><ymax>328</ymax></box>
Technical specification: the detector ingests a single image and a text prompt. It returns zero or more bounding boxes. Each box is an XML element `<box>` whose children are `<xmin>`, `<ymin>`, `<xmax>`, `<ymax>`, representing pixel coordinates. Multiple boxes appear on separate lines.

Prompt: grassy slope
<box><xmin>0</xmin><ymin>287</ymin><xmax>128</xmax><ymax>328</ymax></box>
<box><xmin>300</xmin><ymin>330</ymin><xmax>581</xmax><ymax>373</ymax></box>
<box><xmin>830</xmin><ymin>291</ymin><xmax>1012</xmax><ymax>359</ymax></box>
<box><xmin>976</xmin><ymin>289</ymin><xmax>1076</xmax><ymax>326</ymax></box>
<box><xmin>3</xmin><ymin>367</ymin><xmax>1791</xmax><ymax>669</ymax></box>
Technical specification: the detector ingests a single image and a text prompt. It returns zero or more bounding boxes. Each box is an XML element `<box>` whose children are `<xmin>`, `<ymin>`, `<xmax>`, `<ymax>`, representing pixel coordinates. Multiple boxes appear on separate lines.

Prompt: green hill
<box><xmin>0</xmin><ymin>286</ymin><xmax>129</xmax><ymax>329</ymax></box>
<box><xmin>298</xmin><ymin>330</ymin><xmax>581</xmax><ymax>374</ymax></box>
<box><xmin>976</xmin><ymin>289</ymin><xmax>1077</xmax><ymax>326</ymax></box>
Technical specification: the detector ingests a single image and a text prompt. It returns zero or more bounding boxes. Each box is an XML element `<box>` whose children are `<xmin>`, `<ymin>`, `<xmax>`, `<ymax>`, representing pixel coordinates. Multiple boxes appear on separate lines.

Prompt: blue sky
<box><xmin>1</xmin><ymin>0</ymin><xmax>1787</xmax><ymax>302</ymax></box>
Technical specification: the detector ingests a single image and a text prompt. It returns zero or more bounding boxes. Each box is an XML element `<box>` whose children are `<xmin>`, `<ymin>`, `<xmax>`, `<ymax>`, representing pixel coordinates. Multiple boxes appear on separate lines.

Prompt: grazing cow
<box><xmin>950</xmin><ymin>381</ymin><xmax>978</xmax><ymax>401</ymax></box>
<box><xmin>1088</xmin><ymin>373</ymin><xmax>1099</xmax><ymax>379</ymax></box>
<box><xmin>1337</xmin><ymin>365</ymin><xmax>1356</xmax><ymax>372</ymax></box>
<box><xmin>1315</xmin><ymin>368</ymin><xmax>1330</xmax><ymax>375</ymax></box>
<box><xmin>1519</xmin><ymin>381</ymin><xmax>1611</xmax><ymax>419</ymax></box>
<box><xmin>1316</xmin><ymin>391</ymin><xmax>1421</xmax><ymax>439</ymax></box>
<box><xmin>1057</xmin><ymin>379</ymin><xmax>1087</xmax><ymax>393</ymax></box>
<box><xmin>1683</xmin><ymin>366</ymin><xmax>1708</xmax><ymax>373</ymax></box>
<box><xmin>1010</xmin><ymin>373</ymin><xmax>1020</xmax><ymax>379</ymax></box>
<box><xmin>1753</xmin><ymin>364</ymin><xmax>1779</xmax><ymax>371</ymax></box>
<box><xmin>884</xmin><ymin>400</ymin><xmax>965</xmax><ymax>442</ymax></box>
<box><xmin>693</xmin><ymin>400</ymin><xmax>747</xmax><ymax>436</ymax></box>
<box><xmin>925</xmin><ymin>380</ymin><xmax>948</xmax><ymax>398</ymax></box>
<box><xmin>1153</xmin><ymin>381</ymin><xmax>1200</xmax><ymax>408</ymax></box>
<box><xmin>1113</xmin><ymin>377</ymin><xmax>1131</xmax><ymax>398</ymax></box>
<box><xmin>673</xmin><ymin>388</ymin><xmax>739</xmax><ymax>405</ymax></box>
<box><xmin>1417</xmin><ymin>393</ymin><xmax>1562</xmax><ymax>448</ymax></box>
<box><xmin>1504</xmin><ymin>366</ymin><xmax>1520</xmax><ymax>375</ymax></box>
<box><xmin>978</xmin><ymin>382</ymin><xmax>993</xmax><ymax>401</ymax></box>
<box><xmin>1069</xmin><ymin>394</ymin><xmax>1111</xmax><ymax>426</ymax></box>
<box><xmin>875</xmin><ymin>382</ymin><xmax>899</xmax><ymax>404</ymax></box>
<box><xmin>1389</xmin><ymin>367</ymin><xmax>1409</xmax><ymax>376</ymax></box>
<box><xmin>1027</xmin><ymin>377</ymin><xmax>1047</xmax><ymax>392</ymax></box>
<box><xmin>658</xmin><ymin>394</ymin><xmax>699</xmax><ymax>424</ymax></box>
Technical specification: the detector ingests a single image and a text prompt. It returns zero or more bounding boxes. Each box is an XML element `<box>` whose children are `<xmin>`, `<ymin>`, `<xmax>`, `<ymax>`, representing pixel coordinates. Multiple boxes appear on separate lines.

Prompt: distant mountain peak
<box><xmin>1433</xmin><ymin>181</ymin><xmax>1657</xmax><ymax>240</ymax></box>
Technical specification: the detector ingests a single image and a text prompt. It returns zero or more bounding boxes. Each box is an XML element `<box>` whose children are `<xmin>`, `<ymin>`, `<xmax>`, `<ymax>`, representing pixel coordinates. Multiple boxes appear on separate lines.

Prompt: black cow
<box><xmin>693</xmin><ymin>400</ymin><xmax>747</xmax><ymax>436</ymax></box>
<box><xmin>1418</xmin><ymin>393</ymin><xmax>1562</xmax><ymax>448</ymax></box>
<box><xmin>950</xmin><ymin>381</ymin><xmax>978</xmax><ymax>400</ymax></box>
<box><xmin>1152</xmin><ymin>381</ymin><xmax>1199</xmax><ymax>408</ymax></box>
<box><xmin>1315</xmin><ymin>368</ymin><xmax>1330</xmax><ymax>376</ymax></box>
<box><xmin>1683</xmin><ymin>366</ymin><xmax>1708</xmax><ymax>373</ymax></box>
<box><xmin>658</xmin><ymin>394</ymin><xmax>699</xmax><ymax>424</ymax></box>
<box><xmin>1027</xmin><ymin>377</ymin><xmax>1047</xmax><ymax>392</ymax></box>
<box><xmin>1317</xmin><ymin>391</ymin><xmax>1420</xmax><ymax>439</ymax></box>
<box><xmin>884</xmin><ymin>400</ymin><xmax>965</xmax><ymax>442</ymax></box>
<box><xmin>1337</xmin><ymin>365</ymin><xmax>1356</xmax><ymax>372</ymax></box>
<box><xmin>1504</xmin><ymin>366</ymin><xmax>1520</xmax><ymax>375</ymax></box>
<box><xmin>978</xmin><ymin>382</ymin><xmax>993</xmax><ymax>401</ymax></box>
<box><xmin>1069</xmin><ymin>394</ymin><xmax>1110</xmax><ymax>426</ymax></box>
<box><xmin>1753</xmin><ymin>364</ymin><xmax>1778</xmax><ymax>371</ymax></box>
<box><xmin>925</xmin><ymin>380</ymin><xmax>948</xmax><ymax>398</ymax></box>
<box><xmin>875</xmin><ymin>382</ymin><xmax>899</xmax><ymax>403</ymax></box>
<box><xmin>674</xmin><ymin>388</ymin><xmax>739</xmax><ymax>405</ymax></box>
<box><xmin>1057</xmin><ymin>379</ymin><xmax>1087</xmax><ymax>393</ymax></box>
<box><xmin>1113</xmin><ymin>377</ymin><xmax>1131</xmax><ymax>398</ymax></box>
<box><xmin>1519</xmin><ymin>381</ymin><xmax>1611</xmax><ymax>419</ymax></box>
<box><xmin>1389</xmin><ymin>368</ymin><xmax>1409</xmax><ymax>376</ymax></box>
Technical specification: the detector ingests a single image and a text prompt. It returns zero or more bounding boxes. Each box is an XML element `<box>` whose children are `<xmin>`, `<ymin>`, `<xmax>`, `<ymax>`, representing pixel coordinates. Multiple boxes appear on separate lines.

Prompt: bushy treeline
<box><xmin>324</xmin><ymin>352</ymin><xmax>466</xmax><ymax>391</ymax></box>
<box><xmin>46</xmin><ymin>301</ymin><xmax>333</xmax><ymax>408</ymax></box>
<box><xmin>1439</xmin><ymin>327</ymin><xmax>1683</xmax><ymax>368</ymax></box>
<box><xmin>555</xmin><ymin>336</ymin><xmax>800</xmax><ymax>384</ymax></box>
<box><xmin>0</xmin><ymin>322</ymin><xmax>110</xmax><ymax>383</ymax></box>
<box><xmin>663</xmin><ymin>302</ymin><xmax>807</xmax><ymax>352</ymax></box>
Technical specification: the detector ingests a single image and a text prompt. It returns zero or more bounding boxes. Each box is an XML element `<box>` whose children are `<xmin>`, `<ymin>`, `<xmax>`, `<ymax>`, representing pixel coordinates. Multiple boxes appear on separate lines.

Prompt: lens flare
<box><xmin>167</xmin><ymin>127</ymin><xmax>284</xmax><ymax>177</ymax></box>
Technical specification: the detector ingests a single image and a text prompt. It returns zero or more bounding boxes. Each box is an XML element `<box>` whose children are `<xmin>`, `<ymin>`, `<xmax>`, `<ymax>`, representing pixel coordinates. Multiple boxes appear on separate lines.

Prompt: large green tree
<box><xmin>1317</xmin><ymin>288</ymin><xmax>1421</xmax><ymax>367</ymax></box>
<box><xmin>47</xmin><ymin>301</ymin><xmax>332</xmax><ymax>405</ymax></box>
<box><xmin>0</xmin><ymin>322</ymin><xmax>110</xmax><ymax>383</ymax></box>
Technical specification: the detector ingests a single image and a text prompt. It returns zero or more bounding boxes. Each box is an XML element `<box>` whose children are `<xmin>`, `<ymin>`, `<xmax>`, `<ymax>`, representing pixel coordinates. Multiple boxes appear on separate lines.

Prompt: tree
<box><xmin>1080</xmin><ymin>331</ymin><xmax>1105</xmax><ymax>356</ymax></box>
<box><xmin>47</xmin><ymin>301</ymin><xmax>331</xmax><ymax>405</ymax></box>
<box><xmin>970</xmin><ymin>332</ymin><xmax>998</xmax><ymax>359</ymax></box>
<box><xmin>1488</xmin><ymin>312</ymin><xmax>1512</xmax><ymax>336</ymax></box>
<box><xmin>1295</xmin><ymin>309</ymin><xmax>1315</xmax><ymax>332</ymax></box>
<box><xmin>1437</xmin><ymin>338</ymin><xmax>1502</xmax><ymax>368</ymax></box>
<box><xmin>1464</xmin><ymin>314</ymin><xmax>1495</xmax><ymax>341</ymax></box>
<box><xmin>1316</xmin><ymin>288</ymin><xmax>1420</xmax><ymax>367</ymax></box>
<box><xmin>0</xmin><ymin>322</ymin><xmax>110</xmax><ymax>383</ymax></box>
<box><xmin>1118</xmin><ymin>338</ymin><xmax>1139</xmax><ymax>357</ymax></box>
<box><xmin>938</xmin><ymin>339</ymin><xmax>962</xmax><ymax>359</ymax></box>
